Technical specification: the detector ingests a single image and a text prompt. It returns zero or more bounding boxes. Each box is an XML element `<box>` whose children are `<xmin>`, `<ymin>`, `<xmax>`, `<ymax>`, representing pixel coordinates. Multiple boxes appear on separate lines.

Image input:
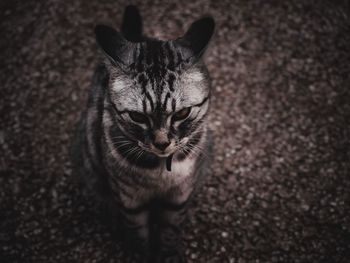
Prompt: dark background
<box><xmin>1</xmin><ymin>0</ymin><xmax>350</xmax><ymax>262</ymax></box>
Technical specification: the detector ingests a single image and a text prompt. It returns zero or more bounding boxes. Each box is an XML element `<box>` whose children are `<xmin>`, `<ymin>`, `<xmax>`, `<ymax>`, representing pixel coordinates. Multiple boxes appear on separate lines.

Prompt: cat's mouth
<box><xmin>137</xmin><ymin>141</ymin><xmax>175</xmax><ymax>171</ymax></box>
<box><xmin>137</xmin><ymin>139</ymin><xmax>189</xmax><ymax>171</ymax></box>
<box><xmin>155</xmin><ymin>152</ymin><xmax>172</xmax><ymax>157</ymax></box>
<box><xmin>137</xmin><ymin>142</ymin><xmax>174</xmax><ymax>157</ymax></box>
<box><xmin>137</xmin><ymin>141</ymin><xmax>182</xmax><ymax>158</ymax></box>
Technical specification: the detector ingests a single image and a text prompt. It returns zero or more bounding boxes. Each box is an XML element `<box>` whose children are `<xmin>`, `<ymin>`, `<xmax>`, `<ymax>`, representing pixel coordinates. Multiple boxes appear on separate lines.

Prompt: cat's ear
<box><xmin>175</xmin><ymin>16</ymin><xmax>215</xmax><ymax>62</ymax></box>
<box><xmin>121</xmin><ymin>5</ymin><xmax>143</xmax><ymax>42</ymax></box>
<box><xmin>95</xmin><ymin>24</ymin><xmax>135</xmax><ymax>68</ymax></box>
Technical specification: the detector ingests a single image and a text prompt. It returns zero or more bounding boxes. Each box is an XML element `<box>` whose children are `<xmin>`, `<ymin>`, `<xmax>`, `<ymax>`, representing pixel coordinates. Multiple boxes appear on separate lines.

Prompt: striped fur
<box><xmin>73</xmin><ymin>5</ymin><xmax>215</xmax><ymax>263</ymax></box>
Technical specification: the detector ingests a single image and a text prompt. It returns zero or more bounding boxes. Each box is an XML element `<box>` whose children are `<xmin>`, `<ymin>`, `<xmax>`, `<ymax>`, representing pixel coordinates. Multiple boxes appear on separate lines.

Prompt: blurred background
<box><xmin>1</xmin><ymin>0</ymin><xmax>350</xmax><ymax>262</ymax></box>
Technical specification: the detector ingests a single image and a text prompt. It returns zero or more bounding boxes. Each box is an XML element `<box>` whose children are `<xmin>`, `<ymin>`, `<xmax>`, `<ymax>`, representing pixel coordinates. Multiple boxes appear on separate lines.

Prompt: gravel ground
<box><xmin>1</xmin><ymin>0</ymin><xmax>350</xmax><ymax>262</ymax></box>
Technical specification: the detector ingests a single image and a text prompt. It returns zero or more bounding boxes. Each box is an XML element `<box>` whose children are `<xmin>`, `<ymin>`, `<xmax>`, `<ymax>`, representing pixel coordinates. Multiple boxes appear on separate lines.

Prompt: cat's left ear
<box><xmin>175</xmin><ymin>16</ymin><xmax>215</xmax><ymax>63</ymax></box>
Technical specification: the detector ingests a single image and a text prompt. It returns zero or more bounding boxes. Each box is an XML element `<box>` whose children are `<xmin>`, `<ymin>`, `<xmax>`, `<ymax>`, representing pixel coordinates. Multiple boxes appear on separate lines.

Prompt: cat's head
<box><xmin>95</xmin><ymin>6</ymin><xmax>215</xmax><ymax>158</ymax></box>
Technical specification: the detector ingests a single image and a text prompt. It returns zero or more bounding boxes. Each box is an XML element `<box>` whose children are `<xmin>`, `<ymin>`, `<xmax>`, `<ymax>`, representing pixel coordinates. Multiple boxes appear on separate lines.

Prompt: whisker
<box><xmin>190</xmin><ymin>144</ymin><xmax>208</xmax><ymax>158</ymax></box>
<box><xmin>114</xmin><ymin>141</ymin><xmax>133</xmax><ymax>147</ymax></box>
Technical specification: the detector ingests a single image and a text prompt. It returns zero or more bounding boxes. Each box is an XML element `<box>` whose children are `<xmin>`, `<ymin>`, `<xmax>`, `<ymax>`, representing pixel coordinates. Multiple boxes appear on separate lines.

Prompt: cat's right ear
<box><xmin>95</xmin><ymin>24</ymin><xmax>134</xmax><ymax>68</ymax></box>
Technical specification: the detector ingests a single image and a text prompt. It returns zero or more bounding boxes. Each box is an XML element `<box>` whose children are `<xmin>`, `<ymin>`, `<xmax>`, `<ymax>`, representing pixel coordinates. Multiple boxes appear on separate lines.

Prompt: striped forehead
<box><xmin>110</xmin><ymin>41</ymin><xmax>208</xmax><ymax>113</ymax></box>
<box><xmin>111</xmin><ymin>69</ymin><xmax>208</xmax><ymax>113</ymax></box>
<box><xmin>135</xmin><ymin>73</ymin><xmax>177</xmax><ymax>114</ymax></box>
<box><xmin>110</xmin><ymin>74</ymin><xmax>173</xmax><ymax>113</ymax></box>
<box><xmin>130</xmin><ymin>40</ymin><xmax>184</xmax><ymax>113</ymax></box>
<box><xmin>137</xmin><ymin>68</ymin><xmax>208</xmax><ymax>114</ymax></box>
<box><xmin>132</xmin><ymin>41</ymin><xmax>183</xmax><ymax>74</ymax></box>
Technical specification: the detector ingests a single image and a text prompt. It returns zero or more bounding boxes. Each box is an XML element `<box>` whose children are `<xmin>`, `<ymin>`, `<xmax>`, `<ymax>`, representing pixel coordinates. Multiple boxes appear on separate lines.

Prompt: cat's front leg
<box><xmin>119</xmin><ymin>206</ymin><xmax>151</xmax><ymax>262</ymax></box>
<box><xmin>153</xmin><ymin>200</ymin><xmax>189</xmax><ymax>263</ymax></box>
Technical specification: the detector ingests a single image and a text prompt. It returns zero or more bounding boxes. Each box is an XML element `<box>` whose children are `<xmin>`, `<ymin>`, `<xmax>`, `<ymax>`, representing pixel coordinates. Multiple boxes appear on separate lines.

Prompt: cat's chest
<box><xmin>117</xmin><ymin>156</ymin><xmax>197</xmax><ymax>208</ymax></box>
<box><xmin>148</xmin><ymin>155</ymin><xmax>197</xmax><ymax>187</ymax></box>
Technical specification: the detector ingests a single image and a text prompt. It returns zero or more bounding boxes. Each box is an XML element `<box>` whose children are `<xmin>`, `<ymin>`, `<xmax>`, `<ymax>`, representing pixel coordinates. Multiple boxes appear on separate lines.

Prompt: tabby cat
<box><xmin>73</xmin><ymin>5</ymin><xmax>215</xmax><ymax>263</ymax></box>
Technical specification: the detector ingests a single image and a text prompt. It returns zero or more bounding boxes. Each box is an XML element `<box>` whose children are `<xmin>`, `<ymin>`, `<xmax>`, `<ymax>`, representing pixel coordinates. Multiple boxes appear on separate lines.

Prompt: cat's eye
<box><xmin>128</xmin><ymin>111</ymin><xmax>149</xmax><ymax>124</ymax></box>
<box><xmin>173</xmin><ymin>107</ymin><xmax>191</xmax><ymax>121</ymax></box>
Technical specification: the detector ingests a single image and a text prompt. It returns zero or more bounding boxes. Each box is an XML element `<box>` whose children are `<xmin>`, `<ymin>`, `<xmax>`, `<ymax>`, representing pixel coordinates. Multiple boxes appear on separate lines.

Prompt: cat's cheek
<box><xmin>178</xmin><ymin>120</ymin><xmax>193</xmax><ymax>138</ymax></box>
<box><xmin>129</xmin><ymin>124</ymin><xmax>146</xmax><ymax>142</ymax></box>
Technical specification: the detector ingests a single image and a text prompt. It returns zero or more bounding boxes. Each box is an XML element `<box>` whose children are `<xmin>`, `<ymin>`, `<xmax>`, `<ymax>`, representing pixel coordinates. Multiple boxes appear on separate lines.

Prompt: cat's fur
<box><xmin>73</xmin><ymin>5</ymin><xmax>215</xmax><ymax>263</ymax></box>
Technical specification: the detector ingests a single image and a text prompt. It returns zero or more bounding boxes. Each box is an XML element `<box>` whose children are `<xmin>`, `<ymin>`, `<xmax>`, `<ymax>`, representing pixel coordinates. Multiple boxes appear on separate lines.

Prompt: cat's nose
<box><xmin>153</xmin><ymin>129</ymin><xmax>170</xmax><ymax>151</ymax></box>
<box><xmin>153</xmin><ymin>141</ymin><xmax>171</xmax><ymax>151</ymax></box>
